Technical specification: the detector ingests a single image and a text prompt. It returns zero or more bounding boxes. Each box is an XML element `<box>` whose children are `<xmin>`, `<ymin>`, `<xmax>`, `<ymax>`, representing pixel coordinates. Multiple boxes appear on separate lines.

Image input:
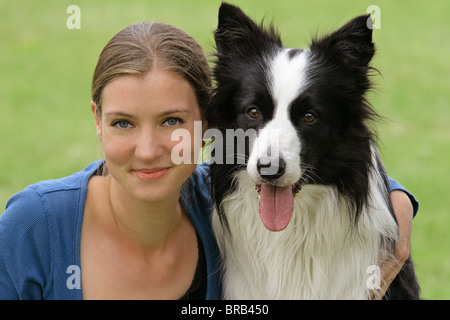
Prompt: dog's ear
<box><xmin>310</xmin><ymin>15</ymin><xmax>375</xmax><ymax>67</ymax></box>
<box><xmin>215</xmin><ymin>2</ymin><xmax>281</xmax><ymax>56</ymax></box>
<box><xmin>217</xmin><ymin>2</ymin><xmax>251</xmax><ymax>31</ymax></box>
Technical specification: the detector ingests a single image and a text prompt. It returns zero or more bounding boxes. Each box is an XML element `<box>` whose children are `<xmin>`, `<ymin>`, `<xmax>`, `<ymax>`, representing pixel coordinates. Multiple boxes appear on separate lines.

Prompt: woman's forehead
<box><xmin>101</xmin><ymin>69</ymin><xmax>201</xmax><ymax>118</ymax></box>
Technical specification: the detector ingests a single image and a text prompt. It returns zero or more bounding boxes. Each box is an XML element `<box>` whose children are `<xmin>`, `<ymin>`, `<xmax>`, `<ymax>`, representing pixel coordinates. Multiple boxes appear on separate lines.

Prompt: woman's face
<box><xmin>93</xmin><ymin>67</ymin><xmax>203</xmax><ymax>202</ymax></box>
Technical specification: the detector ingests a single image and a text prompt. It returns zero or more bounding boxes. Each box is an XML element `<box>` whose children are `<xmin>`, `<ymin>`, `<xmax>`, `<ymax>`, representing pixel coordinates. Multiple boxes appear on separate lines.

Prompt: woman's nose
<box><xmin>134</xmin><ymin>128</ymin><xmax>165</xmax><ymax>161</ymax></box>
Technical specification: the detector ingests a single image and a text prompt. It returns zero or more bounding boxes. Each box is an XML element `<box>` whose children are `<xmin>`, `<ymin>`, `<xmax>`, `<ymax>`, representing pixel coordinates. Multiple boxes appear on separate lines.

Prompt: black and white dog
<box><xmin>206</xmin><ymin>3</ymin><xmax>420</xmax><ymax>299</ymax></box>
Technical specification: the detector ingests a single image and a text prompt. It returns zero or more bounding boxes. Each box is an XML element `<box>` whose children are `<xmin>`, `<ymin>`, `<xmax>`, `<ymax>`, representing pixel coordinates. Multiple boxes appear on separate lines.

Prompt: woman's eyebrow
<box><xmin>103</xmin><ymin>111</ymin><xmax>134</xmax><ymax>118</ymax></box>
<box><xmin>158</xmin><ymin>109</ymin><xmax>191</xmax><ymax>117</ymax></box>
<box><xmin>103</xmin><ymin>109</ymin><xmax>191</xmax><ymax>118</ymax></box>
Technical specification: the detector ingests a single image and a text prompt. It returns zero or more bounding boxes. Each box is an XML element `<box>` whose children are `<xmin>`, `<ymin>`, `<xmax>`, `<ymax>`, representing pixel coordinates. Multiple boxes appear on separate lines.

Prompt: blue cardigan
<box><xmin>0</xmin><ymin>161</ymin><xmax>418</xmax><ymax>300</ymax></box>
<box><xmin>0</xmin><ymin>161</ymin><xmax>222</xmax><ymax>300</ymax></box>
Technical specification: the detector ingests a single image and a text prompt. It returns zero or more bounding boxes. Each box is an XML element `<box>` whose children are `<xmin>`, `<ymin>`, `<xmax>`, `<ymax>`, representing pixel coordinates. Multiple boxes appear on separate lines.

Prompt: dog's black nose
<box><xmin>257</xmin><ymin>157</ymin><xmax>286</xmax><ymax>180</ymax></box>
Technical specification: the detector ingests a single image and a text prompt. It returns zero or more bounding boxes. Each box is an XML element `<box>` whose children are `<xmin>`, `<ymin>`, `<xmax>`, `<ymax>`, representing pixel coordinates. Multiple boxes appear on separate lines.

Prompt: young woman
<box><xmin>0</xmin><ymin>22</ymin><xmax>220</xmax><ymax>299</ymax></box>
<box><xmin>0</xmin><ymin>21</ymin><xmax>417</xmax><ymax>300</ymax></box>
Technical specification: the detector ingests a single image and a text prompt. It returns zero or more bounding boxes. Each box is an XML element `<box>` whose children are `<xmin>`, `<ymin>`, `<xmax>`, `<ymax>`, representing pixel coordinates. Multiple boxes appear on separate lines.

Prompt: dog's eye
<box><xmin>247</xmin><ymin>107</ymin><xmax>260</xmax><ymax>119</ymax></box>
<box><xmin>303</xmin><ymin>112</ymin><xmax>316</xmax><ymax>123</ymax></box>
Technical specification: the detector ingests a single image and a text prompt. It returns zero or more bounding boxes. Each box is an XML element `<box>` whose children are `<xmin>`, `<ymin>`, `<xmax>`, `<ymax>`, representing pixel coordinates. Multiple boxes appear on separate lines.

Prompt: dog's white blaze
<box><xmin>269</xmin><ymin>49</ymin><xmax>308</xmax><ymax>115</ymax></box>
<box><xmin>247</xmin><ymin>49</ymin><xmax>308</xmax><ymax>186</ymax></box>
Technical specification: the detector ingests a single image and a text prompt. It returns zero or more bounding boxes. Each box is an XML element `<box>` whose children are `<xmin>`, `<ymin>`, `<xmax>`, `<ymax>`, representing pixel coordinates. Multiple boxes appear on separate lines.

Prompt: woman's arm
<box><xmin>369</xmin><ymin>189</ymin><xmax>415</xmax><ymax>299</ymax></box>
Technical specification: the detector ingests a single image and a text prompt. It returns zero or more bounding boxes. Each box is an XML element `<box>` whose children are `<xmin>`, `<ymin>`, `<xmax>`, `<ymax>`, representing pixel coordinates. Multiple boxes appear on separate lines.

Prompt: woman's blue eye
<box><xmin>163</xmin><ymin>117</ymin><xmax>183</xmax><ymax>126</ymax></box>
<box><xmin>112</xmin><ymin>120</ymin><xmax>132</xmax><ymax>128</ymax></box>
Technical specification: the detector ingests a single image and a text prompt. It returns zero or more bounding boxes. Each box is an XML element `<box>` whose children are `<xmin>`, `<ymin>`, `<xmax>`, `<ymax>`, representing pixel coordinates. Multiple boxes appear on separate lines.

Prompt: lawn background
<box><xmin>1</xmin><ymin>0</ymin><xmax>448</xmax><ymax>299</ymax></box>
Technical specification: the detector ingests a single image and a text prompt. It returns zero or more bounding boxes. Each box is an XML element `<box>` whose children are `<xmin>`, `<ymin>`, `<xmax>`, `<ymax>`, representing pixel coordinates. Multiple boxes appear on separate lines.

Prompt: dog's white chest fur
<box><xmin>212</xmin><ymin>171</ymin><xmax>398</xmax><ymax>299</ymax></box>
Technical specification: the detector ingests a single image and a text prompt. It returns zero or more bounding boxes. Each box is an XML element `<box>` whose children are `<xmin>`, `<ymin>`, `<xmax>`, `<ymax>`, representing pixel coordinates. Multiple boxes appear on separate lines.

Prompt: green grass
<box><xmin>1</xmin><ymin>0</ymin><xmax>449</xmax><ymax>299</ymax></box>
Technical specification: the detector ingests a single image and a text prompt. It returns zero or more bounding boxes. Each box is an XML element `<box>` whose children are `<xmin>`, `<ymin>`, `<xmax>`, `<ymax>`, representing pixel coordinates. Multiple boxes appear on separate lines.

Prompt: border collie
<box><xmin>206</xmin><ymin>3</ymin><xmax>420</xmax><ymax>299</ymax></box>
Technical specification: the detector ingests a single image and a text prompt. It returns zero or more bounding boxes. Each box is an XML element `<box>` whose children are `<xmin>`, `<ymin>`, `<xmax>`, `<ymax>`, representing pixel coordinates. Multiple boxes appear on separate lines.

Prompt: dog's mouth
<box><xmin>255</xmin><ymin>180</ymin><xmax>303</xmax><ymax>232</ymax></box>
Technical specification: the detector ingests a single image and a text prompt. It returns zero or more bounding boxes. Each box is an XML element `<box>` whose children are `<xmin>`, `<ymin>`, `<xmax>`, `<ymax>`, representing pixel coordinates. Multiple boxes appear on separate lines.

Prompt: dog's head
<box><xmin>208</xmin><ymin>2</ymin><xmax>378</xmax><ymax>231</ymax></box>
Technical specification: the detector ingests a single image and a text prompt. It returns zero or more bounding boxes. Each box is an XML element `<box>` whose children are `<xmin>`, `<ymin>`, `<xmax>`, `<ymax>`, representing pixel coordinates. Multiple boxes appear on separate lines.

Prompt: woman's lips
<box><xmin>133</xmin><ymin>167</ymin><xmax>170</xmax><ymax>180</ymax></box>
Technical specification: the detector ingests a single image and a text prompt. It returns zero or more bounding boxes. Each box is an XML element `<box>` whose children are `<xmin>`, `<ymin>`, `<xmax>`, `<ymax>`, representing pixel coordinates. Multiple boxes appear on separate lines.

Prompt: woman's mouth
<box><xmin>133</xmin><ymin>167</ymin><xmax>170</xmax><ymax>180</ymax></box>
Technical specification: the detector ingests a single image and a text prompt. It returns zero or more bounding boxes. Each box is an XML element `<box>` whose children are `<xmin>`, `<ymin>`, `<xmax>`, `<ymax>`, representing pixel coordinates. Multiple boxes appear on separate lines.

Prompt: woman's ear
<box><xmin>91</xmin><ymin>101</ymin><xmax>102</xmax><ymax>141</ymax></box>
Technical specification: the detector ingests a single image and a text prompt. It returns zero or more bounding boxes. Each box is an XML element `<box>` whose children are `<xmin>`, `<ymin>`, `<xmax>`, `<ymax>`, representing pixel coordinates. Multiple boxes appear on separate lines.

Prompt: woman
<box><xmin>0</xmin><ymin>22</ymin><xmax>220</xmax><ymax>299</ymax></box>
<box><xmin>0</xmin><ymin>21</ymin><xmax>417</xmax><ymax>300</ymax></box>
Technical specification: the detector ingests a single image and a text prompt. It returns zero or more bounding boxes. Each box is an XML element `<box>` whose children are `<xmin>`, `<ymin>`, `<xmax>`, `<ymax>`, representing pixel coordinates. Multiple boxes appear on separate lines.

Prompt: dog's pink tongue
<box><xmin>259</xmin><ymin>184</ymin><xmax>294</xmax><ymax>232</ymax></box>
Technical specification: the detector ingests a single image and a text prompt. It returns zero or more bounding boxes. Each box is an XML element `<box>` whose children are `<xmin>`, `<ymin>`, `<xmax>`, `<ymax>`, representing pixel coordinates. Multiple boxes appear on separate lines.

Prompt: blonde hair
<box><xmin>91</xmin><ymin>22</ymin><xmax>211</xmax><ymax>118</ymax></box>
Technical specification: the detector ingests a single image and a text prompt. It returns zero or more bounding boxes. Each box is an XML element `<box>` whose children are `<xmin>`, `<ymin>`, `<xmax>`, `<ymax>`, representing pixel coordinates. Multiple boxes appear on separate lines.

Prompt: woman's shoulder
<box><xmin>0</xmin><ymin>161</ymin><xmax>102</xmax><ymax>299</ymax></box>
<box><xmin>181</xmin><ymin>163</ymin><xmax>222</xmax><ymax>299</ymax></box>
<box><xmin>1</xmin><ymin>184</ymin><xmax>48</xmax><ymax>233</ymax></box>
<box><xmin>1</xmin><ymin>160</ymin><xmax>103</xmax><ymax>234</ymax></box>
<box><xmin>180</xmin><ymin>162</ymin><xmax>214</xmax><ymax>231</ymax></box>
<box><xmin>183</xmin><ymin>162</ymin><xmax>212</xmax><ymax>209</ymax></box>
<box><xmin>26</xmin><ymin>160</ymin><xmax>103</xmax><ymax>196</ymax></box>
<box><xmin>191</xmin><ymin>162</ymin><xmax>210</xmax><ymax>183</ymax></box>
